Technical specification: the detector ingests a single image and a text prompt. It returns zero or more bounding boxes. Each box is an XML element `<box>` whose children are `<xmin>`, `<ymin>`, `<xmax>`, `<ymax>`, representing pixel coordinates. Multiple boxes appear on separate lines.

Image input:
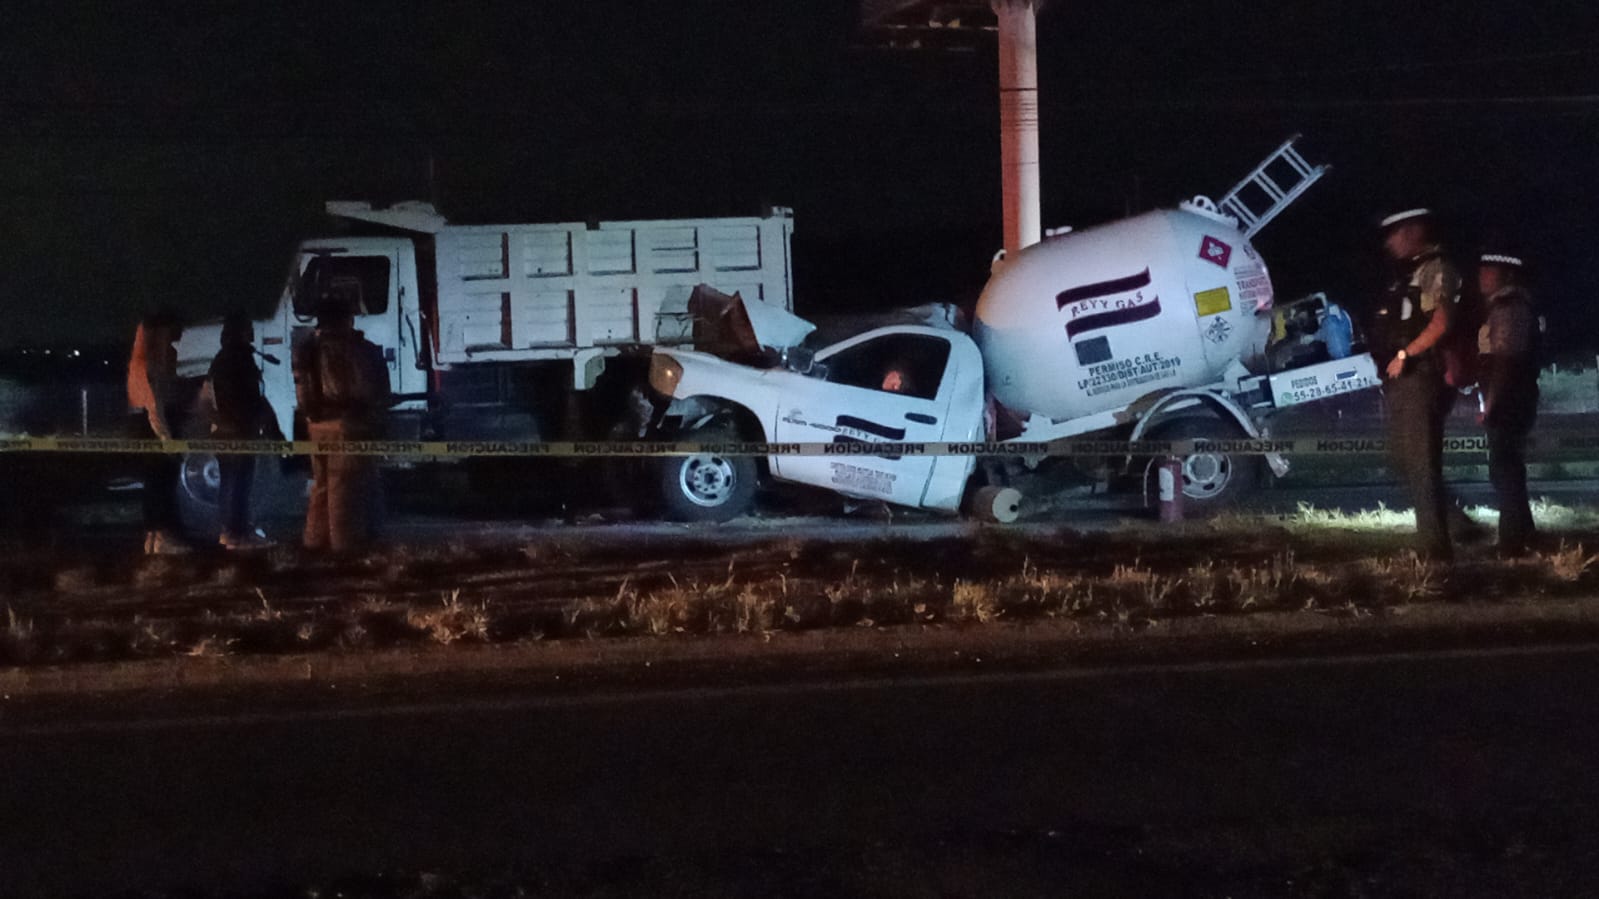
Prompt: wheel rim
<box><xmin>180</xmin><ymin>453</ymin><xmax>222</xmax><ymax>506</ymax></box>
<box><xmin>677</xmin><ymin>453</ymin><xmax>737</xmax><ymax>507</ymax></box>
<box><xmin>1181</xmin><ymin>451</ymin><xmax>1232</xmax><ymax>500</ymax></box>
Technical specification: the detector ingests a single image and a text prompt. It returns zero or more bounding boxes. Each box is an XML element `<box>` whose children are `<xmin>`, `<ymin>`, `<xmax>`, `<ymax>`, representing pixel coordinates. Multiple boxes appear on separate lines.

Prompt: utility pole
<box><xmin>994</xmin><ymin>0</ymin><xmax>1042</xmax><ymax>259</ymax></box>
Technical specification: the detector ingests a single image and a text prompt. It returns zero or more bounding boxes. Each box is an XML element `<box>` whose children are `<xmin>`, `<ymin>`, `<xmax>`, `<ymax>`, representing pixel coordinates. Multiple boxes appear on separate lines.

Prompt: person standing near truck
<box><xmin>293</xmin><ymin>301</ymin><xmax>392</xmax><ymax>553</ymax></box>
<box><xmin>209</xmin><ymin>312</ymin><xmax>280</xmax><ymax>550</ymax></box>
<box><xmin>1475</xmin><ymin>249</ymin><xmax>1541</xmax><ymax>556</ymax></box>
<box><xmin>127</xmin><ymin>310</ymin><xmax>189</xmax><ymax>555</ymax></box>
<box><xmin>1371</xmin><ymin>208</ymin><xmax>1461</xmax><ymax>562</ymax></box>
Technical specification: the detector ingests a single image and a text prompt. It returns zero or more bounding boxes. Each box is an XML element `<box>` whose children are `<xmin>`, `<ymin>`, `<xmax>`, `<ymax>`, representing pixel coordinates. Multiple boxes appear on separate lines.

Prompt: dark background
<box><xmin>2</xmin><ymin>0</ymin><xmax>1596</xmax><ymax>354</ymax></box>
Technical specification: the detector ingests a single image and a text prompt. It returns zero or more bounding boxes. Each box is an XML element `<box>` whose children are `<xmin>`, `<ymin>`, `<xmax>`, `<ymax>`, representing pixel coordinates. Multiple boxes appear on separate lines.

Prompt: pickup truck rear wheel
<box><xmin>658</xmin><ymin>426</ymin><xmax>757</xmax><ymax>522</ymax></box>
<box><xmin>1142</xmin><ymin>417</ymin><xmax>1260</xmax><ymax>516</ymax></box>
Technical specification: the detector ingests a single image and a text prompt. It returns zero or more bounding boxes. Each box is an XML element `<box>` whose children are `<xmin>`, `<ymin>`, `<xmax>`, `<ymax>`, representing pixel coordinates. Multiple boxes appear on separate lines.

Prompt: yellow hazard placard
<box><xmin>1194</xmin><ymin>286</ymin><xmax>1232</xmax><ymax>317</ymax></box>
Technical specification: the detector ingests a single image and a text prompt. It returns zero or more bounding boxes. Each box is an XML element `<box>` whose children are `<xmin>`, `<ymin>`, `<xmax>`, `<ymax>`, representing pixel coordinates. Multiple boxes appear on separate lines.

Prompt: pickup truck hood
<box><xmin>688</xmin><ymin>284</ymin><xmax>815</xmax><ymax>356</ymax></box>
<box><xmin>739</xmin><ymin>294</ymin><xmax>815</xmax><ymax>349</ymax></box>
<box><xmin>659</xmin><ymin>347</ymin><xmax>795</xmax><ymax>396</ymax></box>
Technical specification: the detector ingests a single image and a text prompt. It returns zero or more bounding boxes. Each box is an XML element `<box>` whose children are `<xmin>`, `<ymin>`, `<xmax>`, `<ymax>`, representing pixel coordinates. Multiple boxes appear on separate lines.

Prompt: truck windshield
<box><xmin>294</xmin><ymin>255</ymin><xmax>391</xmax><ymax>318</ymax></box>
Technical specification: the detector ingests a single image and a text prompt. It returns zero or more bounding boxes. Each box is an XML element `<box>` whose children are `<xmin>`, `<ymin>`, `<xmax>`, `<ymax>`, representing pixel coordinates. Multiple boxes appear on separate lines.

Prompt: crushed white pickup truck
<box><xmin>641</xmin><ymin>137</ymin><xmax>1380</xmax><ymax>521</ymax></box>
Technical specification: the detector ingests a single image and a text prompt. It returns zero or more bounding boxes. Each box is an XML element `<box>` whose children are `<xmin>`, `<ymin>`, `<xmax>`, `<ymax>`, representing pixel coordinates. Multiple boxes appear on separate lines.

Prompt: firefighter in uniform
<box><xmin>1475</xmin><ymin>250</ymin><xmax>1541</xmax><ymax>556</ymax></box>
<box><xmin>1371</xmin><ymin>208</ymin><xmax>1461</xmax><ymax>561</ymax></box>
<box><xmin>293</xmin><ymin>301</ymin><xmax>392</xmax><ymax>553</ymax></box>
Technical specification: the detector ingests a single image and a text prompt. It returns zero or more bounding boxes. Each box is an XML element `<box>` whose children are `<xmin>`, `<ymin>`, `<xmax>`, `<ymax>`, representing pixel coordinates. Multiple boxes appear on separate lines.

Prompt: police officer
<box><xmin>293</xmin><ymin>300</ymin><xmax>392</xmax><ymax>553</ymax></box>
<box><xmin>1476</xmin><ymin>249</ymin><xmax>1541</xmax><ymax>556</ymax></box>
<box><xmin>1371</xmin><ymin>208</ymin><xmax>1461</xmax><ymax>561</ymax></box>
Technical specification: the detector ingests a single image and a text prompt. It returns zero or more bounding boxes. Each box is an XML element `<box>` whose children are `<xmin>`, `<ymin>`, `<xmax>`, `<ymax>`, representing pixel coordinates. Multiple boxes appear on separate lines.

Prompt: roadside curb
<box><xmin>6</xmin><ymin>596</ymin><xmax>1599</xmax><ymax>700</ymax></box>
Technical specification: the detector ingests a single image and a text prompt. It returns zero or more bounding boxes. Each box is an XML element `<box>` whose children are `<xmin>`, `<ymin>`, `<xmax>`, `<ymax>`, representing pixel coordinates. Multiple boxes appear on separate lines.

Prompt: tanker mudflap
<box><xmin>1266</xmin><ymin>452</ymin><xmax>1290</xmax><ymax>478</ymax></box>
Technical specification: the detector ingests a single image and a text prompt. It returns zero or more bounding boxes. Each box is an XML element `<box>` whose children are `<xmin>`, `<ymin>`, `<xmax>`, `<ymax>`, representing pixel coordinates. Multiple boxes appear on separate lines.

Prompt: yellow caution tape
<box><xmin>0</xmin><ymin>434</ymin><xmax>1593</xmax><ymax>458</ymax></box>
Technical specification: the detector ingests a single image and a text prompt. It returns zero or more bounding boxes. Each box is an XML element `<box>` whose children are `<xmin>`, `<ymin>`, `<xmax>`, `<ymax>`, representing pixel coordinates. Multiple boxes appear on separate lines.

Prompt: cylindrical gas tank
<box><xmin>974</xmin><ymin>207</ymin><xmax>1274</xmax><ymax>422</ymax></box>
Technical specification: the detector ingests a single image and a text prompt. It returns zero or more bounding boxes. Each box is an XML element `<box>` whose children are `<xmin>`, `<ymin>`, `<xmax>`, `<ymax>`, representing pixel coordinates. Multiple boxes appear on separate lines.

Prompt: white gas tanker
<box><xmin>976</xmin><ymin>202</ymin><xmax>1275</xmax><ymax>423</ymax></box>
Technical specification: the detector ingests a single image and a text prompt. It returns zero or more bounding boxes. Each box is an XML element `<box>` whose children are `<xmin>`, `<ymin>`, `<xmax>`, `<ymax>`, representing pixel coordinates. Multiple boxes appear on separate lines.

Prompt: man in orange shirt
<box><xmin>126</xmin><ymin>311</ymin><xmax>189</xmax><ymax>555</ymax></box>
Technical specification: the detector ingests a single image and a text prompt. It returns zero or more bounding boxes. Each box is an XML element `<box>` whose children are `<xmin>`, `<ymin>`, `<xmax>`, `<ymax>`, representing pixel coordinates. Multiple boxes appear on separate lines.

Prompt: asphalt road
<box><xmin>9</xmin><ymin>644</ymin><xmax>1599</xmax><ymax>894</ymax></box>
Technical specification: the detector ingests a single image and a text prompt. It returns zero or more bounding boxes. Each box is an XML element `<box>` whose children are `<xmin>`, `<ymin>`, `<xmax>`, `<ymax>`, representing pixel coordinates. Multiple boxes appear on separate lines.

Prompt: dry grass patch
<box><xmin>130</xmin><ymin>617</ymin><xmax>181</xmax><ymax>657</ymax></box>
<box><xmin>625</xmin><ymin>586</ymin><xmax>693</xmax><ymax>636</ymax></box>
<box><xmin>1541</xmin><ymin>542</ymin><xmax>1597</xmax><ymax>584</ymax></box>
<box><xmin>133</xmin><ymin>557</ymin><xmax>187</xmax><ymax>589</ymax></box>
<box><xmin>6</xmin><ymin>606</ymin><xmax>33</xmax><ymax>638</ymax></box>
<box><xmin>11</xmin><ymin>506</ymin><xmax>1599</xmax><ymax>668</ymax></box>
<box><xmin>406</xmin><ymin>590</ymin><xmax>491</xmax><ymax>644</ymax></box>
<box><xmin>52</xmin><ymin>566</ymin><xmax>98</xmax><ymax>593</ymax></box>
<box><xmin>951</xmin><ymin>580</ymin><xmax>999</xmax><ymax>623</ymax></box>
<box><xmin>1359</xmin><ymin>553</ymin><xmax>1443</xmax><ymax>604</ymax></box>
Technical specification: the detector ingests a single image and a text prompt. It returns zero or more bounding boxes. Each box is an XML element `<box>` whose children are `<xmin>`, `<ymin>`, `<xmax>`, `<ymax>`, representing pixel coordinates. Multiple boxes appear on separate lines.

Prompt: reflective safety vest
<box><xmin>1370</xmin><ymin>249</ymin><xmax>1450</xmax><ymax>373</ymax></box>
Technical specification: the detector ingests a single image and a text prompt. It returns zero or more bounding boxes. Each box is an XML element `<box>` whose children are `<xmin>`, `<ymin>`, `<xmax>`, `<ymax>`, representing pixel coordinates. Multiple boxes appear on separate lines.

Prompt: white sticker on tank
<box><xmin>1235</xmin><ymin>267</ymin><xmax>1273</xmax><ymax>312</ymax></box>
<box><xmin>1075</xmin><ymin>351</ymin><xmax>1182</xmax><ymax>397</ymax></box>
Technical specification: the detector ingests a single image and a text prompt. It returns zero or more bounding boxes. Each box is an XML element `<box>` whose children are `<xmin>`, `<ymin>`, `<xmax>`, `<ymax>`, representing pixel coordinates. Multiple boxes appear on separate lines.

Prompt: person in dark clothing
<box><xmin>127</xmin><ymin>310</ymin><xmax>188</xmax><ymax>555</ymax></box>
<box><xmin>208</xmin><ymin>312</ymin><xmax>279</xmax><ymax>549</ymax></box>
<box><xmin>1370</xmin><ymin>208</ymin><xmax>1460</xmax><ymax>562</ymax></box>
<box><xmin>1475</xmin><ymin>250</ymin><xmax>1541</xmax><ymax>556</ymax></box>
<box><xmin>294</xmin><ymin>301</ymin><xmax>392</xmax><ymax>553</ymax></box>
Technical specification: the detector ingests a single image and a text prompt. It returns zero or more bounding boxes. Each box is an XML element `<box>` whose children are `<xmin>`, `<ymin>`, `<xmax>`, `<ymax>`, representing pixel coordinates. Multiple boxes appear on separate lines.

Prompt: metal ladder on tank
<box><xmin>1214</xmin><ymin>135</ymin><xmax>1329</xmax><ymax>238</ymax></box>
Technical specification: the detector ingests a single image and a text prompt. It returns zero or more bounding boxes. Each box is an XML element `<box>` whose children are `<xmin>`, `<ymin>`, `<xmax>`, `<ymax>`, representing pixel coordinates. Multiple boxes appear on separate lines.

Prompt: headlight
<box><xmin>648</xmin><ymin>353</ymin><xmax>684</xmax><ymax>397</ymax></box>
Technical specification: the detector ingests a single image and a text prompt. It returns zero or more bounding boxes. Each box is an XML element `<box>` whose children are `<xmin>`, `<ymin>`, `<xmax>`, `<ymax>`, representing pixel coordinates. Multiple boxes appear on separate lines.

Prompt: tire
<box><xmin>175</xmin><ymin>409</ymin><xmax>308</xmax><ymax>543</ymax></box>
<box><xmin>1142</xmin><ymin>416</ymin><xmax>1261</xmax><ymax>516</ymax></box>
<box><xmin>176</xmin><ymin>452</ymin><xmax>308</xmax><ymax>543</ymax></box>
<box><xmin>657</xmin><ymin>425</ymin><xmax>757</xmax><ymax>522</ymax></box>
<box><xmin>174</xmin><ymin>448</ymin><xmax>224</xmax><ymax>540</ymax></box>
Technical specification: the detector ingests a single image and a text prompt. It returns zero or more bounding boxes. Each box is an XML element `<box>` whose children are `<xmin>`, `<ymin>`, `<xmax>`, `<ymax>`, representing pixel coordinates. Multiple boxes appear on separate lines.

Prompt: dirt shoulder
<box><xmin>3</xmin><ymin>507</ymin><xmax>1598</xmax><ymax>700</ymax></box>
<box><xmin>8</xmin><ymin>595</ymin><xmax>1599</xmax><ymax>705</ymax></box>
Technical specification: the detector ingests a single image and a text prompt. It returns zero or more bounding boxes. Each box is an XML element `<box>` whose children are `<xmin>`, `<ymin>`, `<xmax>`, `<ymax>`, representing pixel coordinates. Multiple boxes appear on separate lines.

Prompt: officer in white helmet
<box><xmin>1475</xmin><ymin>248</ymin><xmax>1541</xmax><ymax>556</ymax></box>
<box><xmin>1371</xmin><ymin>207</ymin><xmax>1462</xmax><ymax>562</ymax></box>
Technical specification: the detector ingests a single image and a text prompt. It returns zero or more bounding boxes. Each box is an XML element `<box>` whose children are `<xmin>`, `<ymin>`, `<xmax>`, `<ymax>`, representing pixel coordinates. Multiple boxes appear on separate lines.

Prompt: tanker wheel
<box><xmin>1143</xmin><ymin>417</ymin><xmax>1261</xmax><ymax>516</ymax></box>
<box><xmin>657</xmin><ymin>425</ymin><xmax>757</xmax><ymax>523</ymax></box>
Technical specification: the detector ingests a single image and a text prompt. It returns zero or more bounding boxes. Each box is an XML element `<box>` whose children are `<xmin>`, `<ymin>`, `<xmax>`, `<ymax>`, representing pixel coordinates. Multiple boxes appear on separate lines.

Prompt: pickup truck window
<box><xmin>823</xmin><ymin>334</ymin><xmax>950</xmax><ymax>402</ymax></box>
<box><xmin>294</xmin><ymin>256</ymin><xmax>391</xmax><ymax>319</ymax></box>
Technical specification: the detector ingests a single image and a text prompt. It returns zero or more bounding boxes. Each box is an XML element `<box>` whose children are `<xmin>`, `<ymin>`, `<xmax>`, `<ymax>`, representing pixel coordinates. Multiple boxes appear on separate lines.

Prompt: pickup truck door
<box><xmin>770</xmin><ymin>331</ymin><xmax>956</xmax><ymax>509</ymax></box>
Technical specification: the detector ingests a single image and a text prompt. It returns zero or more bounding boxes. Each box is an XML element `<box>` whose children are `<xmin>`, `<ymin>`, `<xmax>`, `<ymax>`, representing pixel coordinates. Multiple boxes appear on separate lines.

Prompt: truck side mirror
<box><xmin>782</xmin><ymin>345</ymin><xmax>817</xmax><ymax>375</ymax></box>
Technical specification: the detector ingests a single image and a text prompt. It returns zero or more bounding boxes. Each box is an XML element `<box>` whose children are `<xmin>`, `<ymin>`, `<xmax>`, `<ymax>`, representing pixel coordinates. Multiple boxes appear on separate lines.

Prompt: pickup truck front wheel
<box><xmin>658</xmin><ymin>427</ymin><xmax>757</xmax><ymax>523</ymax></box>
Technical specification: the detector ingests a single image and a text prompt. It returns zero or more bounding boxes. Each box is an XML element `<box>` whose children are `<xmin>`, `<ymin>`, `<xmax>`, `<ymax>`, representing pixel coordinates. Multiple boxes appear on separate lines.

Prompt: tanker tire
<box><xmin>657</xmin><ymin>426</ymin><xmax>757</xmax><ymax>523</ymax></box>
<box><xmin>1143</xmin><ymin>417</ymin><xmax>1260</xmax><ymax>516</ymax></box>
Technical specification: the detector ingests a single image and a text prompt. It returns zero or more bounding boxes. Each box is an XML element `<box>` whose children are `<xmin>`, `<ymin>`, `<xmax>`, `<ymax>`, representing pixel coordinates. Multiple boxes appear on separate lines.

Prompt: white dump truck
<box><xmin>640</xmin><ymin>138</ymin><xmax>1381</xmax><ymax>520</ymax></box>
<box><xmin>169</xmin><ymin>203</ymin><xmax>796</xmax><ymax>534</ymax></box>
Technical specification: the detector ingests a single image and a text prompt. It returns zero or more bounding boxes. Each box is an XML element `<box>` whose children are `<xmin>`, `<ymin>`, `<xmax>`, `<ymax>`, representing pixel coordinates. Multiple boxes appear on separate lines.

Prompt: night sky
<box><xmin>4</xmin><ymin>0</ymin><xmax>1598</xmax><ymax>355</ymax></box>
